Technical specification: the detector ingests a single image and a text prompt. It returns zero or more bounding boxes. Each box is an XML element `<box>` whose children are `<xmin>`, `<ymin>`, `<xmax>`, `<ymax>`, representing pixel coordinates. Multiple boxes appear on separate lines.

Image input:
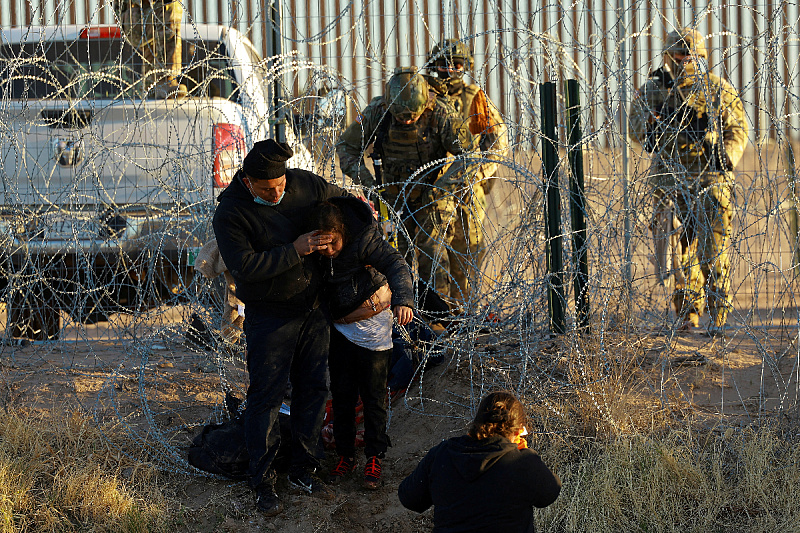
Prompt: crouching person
<box><xmin>213</xmin><ymin>139</ymin><xmax>350</xmax><ymax>516</ymax></box>
<box><xmin>398</xmin><ymin>391</ymin><xmax>561</xmax><ymax>532</ymax></box>
<box><xmin>308</xmin><ymin>198</ymin><xmax>414</xmax><ymax>490</ymax></box>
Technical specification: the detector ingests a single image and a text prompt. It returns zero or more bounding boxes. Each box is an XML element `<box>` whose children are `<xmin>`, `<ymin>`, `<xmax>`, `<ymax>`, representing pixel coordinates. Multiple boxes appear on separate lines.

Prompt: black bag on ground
<box><xmin>187</xmin><ymin>394</ymin><xmax>249</xmax><ymax>480</ymax></box>
<box><xmin>187</xmin><ymin>393</ymin><xmax>293</xmax><ymax>479</ymax></box>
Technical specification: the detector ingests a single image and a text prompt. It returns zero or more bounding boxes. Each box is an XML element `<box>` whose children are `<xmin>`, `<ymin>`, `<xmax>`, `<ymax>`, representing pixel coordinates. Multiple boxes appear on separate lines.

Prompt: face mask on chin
<box><xmin>254</xmin><ymin>190</ymin><xmax>286</xmax><ymax>206</ymax></box>
<box><xmin>245</xmin><ymin>176</ymin><xmax>286</xmax><ymax>206</ymax></box>
<box><xmin>447</xmin><ymin>78</ymin><xmax>466</xmax><ymax>94</ymax></box>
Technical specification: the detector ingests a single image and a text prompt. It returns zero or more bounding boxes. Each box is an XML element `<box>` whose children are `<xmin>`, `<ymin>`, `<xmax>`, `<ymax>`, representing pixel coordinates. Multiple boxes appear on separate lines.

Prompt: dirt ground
<box><xmin>0</xmin><ymin>331</ymin><xmax>469</xmax><ymax>533</ymax></box>
<box><xmin>0</xmin><ymin>318</ymin><xmax>797</xmax><ymax>532</ymax></box>
<box><xmin>1</xmin><ymin>146</ymin><xmax>797</xmax><ymax>530</ymax></box>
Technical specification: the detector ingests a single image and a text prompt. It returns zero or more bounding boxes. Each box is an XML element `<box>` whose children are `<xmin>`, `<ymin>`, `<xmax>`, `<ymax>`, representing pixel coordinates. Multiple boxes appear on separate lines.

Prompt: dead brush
<box><xmin>535</xmin><ymin>424</ymin><xmax>800</xmax><ymax>532</ymax></box>
<box><xmin>503</xmin><ymin>331</ymin><xmax>800</xmax><ymax>531</ymax></box>
<box><xmin>0</xmin><ymin>408</ymin><xmax>169</xmax><ymax>532</ymax></box>
<box><xmin>559</xmin><ymin>331</ymin><xmax>667</xmax><ymax>437</ymax></box>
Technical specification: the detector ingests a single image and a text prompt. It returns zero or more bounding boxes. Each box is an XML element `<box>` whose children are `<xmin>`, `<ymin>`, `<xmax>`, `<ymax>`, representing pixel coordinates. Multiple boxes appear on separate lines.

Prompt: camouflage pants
<box><xmin>114</xmin><ymin>0</ymin><xmax>182</xmax><ymax>88</ymax></box>
<box><xmin>413</xmin><ymin>183</ymin><xmax>485</xmax><ymax>309</ymax></box>
<box><xmin>657</xmin><ymin>178</ymin><xmax>733</xmax><ymax>327</ymax></box>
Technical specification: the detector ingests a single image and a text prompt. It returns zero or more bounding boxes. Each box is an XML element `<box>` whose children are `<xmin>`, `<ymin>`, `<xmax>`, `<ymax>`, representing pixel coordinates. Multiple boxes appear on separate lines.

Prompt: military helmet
<box><xmin>386</xmin><ymin>67</ymin><xmax>430</xmax><ymax>122</ymax></box>
<box><xmin>664</xmin><ymin>27</ymin><xmax>707</xmax><ymax>59</ymax></box>
<box><xmin>428</xmin><ymin>38</ymin><xmax>474</xmax><ymax>72</ymax></box>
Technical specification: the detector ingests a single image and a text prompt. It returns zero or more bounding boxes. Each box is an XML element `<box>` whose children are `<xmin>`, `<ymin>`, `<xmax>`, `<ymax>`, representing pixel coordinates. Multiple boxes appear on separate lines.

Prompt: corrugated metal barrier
<box><xmin>1</xmin><ymin>0</ymin><xmax>797</xmax><ymax>142</ymax></box>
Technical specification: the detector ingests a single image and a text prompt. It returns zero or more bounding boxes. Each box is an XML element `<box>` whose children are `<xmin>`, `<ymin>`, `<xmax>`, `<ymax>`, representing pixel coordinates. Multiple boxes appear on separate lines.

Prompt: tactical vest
<box><xmin>646</xmin><ymin>68</ymin><xmax>719</xmax><ymax>168</ymax></box>
<box><xmin>449</xmin><ymin>83</ymin><xmax>481</xmax><ymax>117</ymax></box>
<box><xmin>379</xmin><ymin>109</ymin><xmax>442</xmax><ymax>185</ymax></box>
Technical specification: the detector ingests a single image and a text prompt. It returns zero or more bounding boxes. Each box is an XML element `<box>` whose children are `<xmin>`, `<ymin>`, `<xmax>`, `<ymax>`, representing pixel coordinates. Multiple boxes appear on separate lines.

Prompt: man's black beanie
<box><xmin>242</xmin><ymin>139</ymin><xmax>294</xmax><ymax>180</ymax></box>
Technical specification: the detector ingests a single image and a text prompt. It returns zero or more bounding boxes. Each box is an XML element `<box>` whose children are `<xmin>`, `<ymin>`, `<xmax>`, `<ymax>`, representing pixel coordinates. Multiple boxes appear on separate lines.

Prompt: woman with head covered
<box><xmin>398</xmin><ymin>391</ymin><xmax>561</xmax><ymax>532</ymax></box>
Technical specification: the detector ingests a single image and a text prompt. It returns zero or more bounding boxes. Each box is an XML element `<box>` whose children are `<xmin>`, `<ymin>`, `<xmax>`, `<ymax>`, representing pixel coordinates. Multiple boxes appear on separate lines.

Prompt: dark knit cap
<box><xmin>242</xmin><ymin>139</ymin><xmax>294</xmax><ymax>180</ymax></box>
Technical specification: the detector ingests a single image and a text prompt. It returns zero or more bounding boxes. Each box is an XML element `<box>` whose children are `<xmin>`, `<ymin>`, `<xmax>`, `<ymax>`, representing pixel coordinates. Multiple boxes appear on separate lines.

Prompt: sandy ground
<box><xmin>0</xmin><ymin>318</ymin><xmax>797</xmax><ymax>532</ymax></box>
<box><xmin>1</xmin><ymin>146</ymin><xmax>798</xmax><ymax>530</ymax></box>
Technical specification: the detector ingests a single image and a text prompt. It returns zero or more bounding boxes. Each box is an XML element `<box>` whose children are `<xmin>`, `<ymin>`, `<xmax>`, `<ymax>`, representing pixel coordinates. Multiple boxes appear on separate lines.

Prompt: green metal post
<box><xmin>565</xmin><ymin>79</ymin><xmax>589</xmax><ymax>329</ymax></box>
<box><xmin>785</xmin><ymin>139</ymin><xmax>800</xmax><ymax>277</ymax></box>
<box><xmin>540</xmin><ymin>82</ymin><xmax>565</xmax><ymax>335</ymax></box>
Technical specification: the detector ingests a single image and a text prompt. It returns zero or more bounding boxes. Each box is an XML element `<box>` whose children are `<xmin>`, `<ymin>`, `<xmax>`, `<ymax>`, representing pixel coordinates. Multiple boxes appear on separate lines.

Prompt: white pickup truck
<box><xmin>0</xmin><ymin>23</ymin><xmax>312</xmax><ymax>339</ymax></box>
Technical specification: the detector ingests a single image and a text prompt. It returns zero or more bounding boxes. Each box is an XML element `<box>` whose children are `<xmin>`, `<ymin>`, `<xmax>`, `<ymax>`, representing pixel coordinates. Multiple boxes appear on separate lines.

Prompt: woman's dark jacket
<box><xmin>212</xmin><ymin>169</ymin><xmax>349</xmax><ymax>316</ymax></box>
<box><xmin>321</xmin><ymin>196</ymin><xmax>414</xmax><ymax>320</ymax></box>
<box><xmin>398</xmin><ymin>435</ymin><xmax>561</xmax><ymax>533</ymax></box>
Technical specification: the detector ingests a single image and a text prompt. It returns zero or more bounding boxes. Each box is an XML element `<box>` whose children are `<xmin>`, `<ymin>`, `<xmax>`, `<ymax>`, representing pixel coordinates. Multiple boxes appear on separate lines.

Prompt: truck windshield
<box><xmin>0</xmin><ymin>36</ymin><xmax>239</xmax><ymax>100</ymax></box>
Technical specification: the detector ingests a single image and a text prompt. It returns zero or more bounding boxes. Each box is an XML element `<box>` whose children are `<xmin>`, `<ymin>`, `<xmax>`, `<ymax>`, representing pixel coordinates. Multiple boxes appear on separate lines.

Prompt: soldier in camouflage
<box><xmin>425</xmin><ymin>39</ymin><xmax>509</xmax><ymax>196</ymax></box>
<box><xmin>114</xmin><ymin>0</ymin><xmax>187</xmax><ymax>98</ymax></box>
<box><xmin>336</xmin><ymin>67</ymin><xmax>481</xmax><ymax>311</ymax></box>
<box><xmin>629</xmin><ymin>27</ymin><xmax>749</xmax><ymax>333</ymax></box>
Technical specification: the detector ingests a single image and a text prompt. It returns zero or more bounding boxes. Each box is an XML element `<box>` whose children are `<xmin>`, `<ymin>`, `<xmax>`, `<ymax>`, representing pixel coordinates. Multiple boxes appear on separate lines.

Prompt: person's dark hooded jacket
<box><xmin>212</xmin><ymin>169</ymin><xmax>349</xmax><ymax>316</ymax></box>
<box><xmin>319</xmin><ymin>196</ymin><xmax>414</xmax><ymax>320</ymax></box>
<box><xmin>398</xmin><ymin>435</ymin><xmax>561</xmax><ymax>533</ymax></box>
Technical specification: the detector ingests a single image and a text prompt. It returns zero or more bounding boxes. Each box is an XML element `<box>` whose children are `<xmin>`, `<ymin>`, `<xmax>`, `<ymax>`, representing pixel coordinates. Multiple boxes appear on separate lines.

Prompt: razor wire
<box><xmin>0</xmin><ymin>0</ymin><xmax>797</xmax><ymax>475</ymax></box>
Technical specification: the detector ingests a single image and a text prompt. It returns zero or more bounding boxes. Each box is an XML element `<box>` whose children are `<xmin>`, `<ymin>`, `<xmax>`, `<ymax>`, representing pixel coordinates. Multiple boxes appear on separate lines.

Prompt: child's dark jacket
<box><xmin>322</xmin><ymin>196</ymin><xmax>414</xmax><ymax>320</ymax></box>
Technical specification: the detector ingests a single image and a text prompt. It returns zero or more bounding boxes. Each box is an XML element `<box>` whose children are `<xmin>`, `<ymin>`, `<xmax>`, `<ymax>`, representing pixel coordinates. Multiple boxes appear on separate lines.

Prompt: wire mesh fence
<box><xmin>0</xmin><ymin>0</ymin><xmax>798</xmax><ymax>479</ymax></box>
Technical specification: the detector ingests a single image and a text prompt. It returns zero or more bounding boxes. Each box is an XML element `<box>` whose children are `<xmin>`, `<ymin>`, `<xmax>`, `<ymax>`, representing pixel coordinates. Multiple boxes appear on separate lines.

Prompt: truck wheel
<box><xmin>7</xmin><ymin>291</ymin><xmax>60</xmax><ymax>341</ymax></box>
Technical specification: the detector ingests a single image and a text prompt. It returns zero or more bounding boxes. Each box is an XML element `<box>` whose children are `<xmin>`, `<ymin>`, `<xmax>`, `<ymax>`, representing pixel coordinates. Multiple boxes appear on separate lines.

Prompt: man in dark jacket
<box><xmin>212</xmin><ymin>139</ymin><xmax>349</xmax><ymax>516</ymax></box>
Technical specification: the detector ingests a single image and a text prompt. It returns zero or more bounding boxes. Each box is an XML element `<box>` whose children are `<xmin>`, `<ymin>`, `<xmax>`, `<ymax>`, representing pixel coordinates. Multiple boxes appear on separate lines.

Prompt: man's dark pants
<box><xmin>329</xmin><ymin>327</ymin><xmax>391</xmax><ymax>459</ymax></box>
<box><xmin>243</xmin><ymin>305</ymin><xmax>330</xmax><ymax>489</ymax></box>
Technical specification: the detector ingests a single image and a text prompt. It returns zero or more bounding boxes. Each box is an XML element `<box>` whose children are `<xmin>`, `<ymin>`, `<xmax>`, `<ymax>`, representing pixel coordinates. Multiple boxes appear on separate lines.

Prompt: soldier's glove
<box><xmin>644</xmin><ymin>117</ymin><xmax>662</xmax><ymax>153</ymax></box>
<box><xmin>644</xmin><ymin>107</ymin><xmax>672</xmax><ymax>153</ymax></box>
<box><xmin>479</xmin><ymin>131</ymin><xmax>499</xmax><ymax>152</ymax></box>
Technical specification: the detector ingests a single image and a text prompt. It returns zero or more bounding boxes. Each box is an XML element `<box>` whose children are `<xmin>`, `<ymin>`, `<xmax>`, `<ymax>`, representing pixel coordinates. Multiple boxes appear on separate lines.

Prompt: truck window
<box><xmin>181</xmin><ymin>40</ymin><xmax>239</xmax><ymax>100</ymax></box>
<box><xmin>0</xmin><ymin>38</ymin><xmax>138</xmax><ymax>99</ymax></box>
<box><xmin>0</xmin><ymin>36</ymin><xmax>239</xmax><ymax>101</ymax></box>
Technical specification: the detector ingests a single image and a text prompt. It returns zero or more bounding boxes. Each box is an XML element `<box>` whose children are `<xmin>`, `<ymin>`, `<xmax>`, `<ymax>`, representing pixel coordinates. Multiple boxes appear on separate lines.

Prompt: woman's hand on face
<box><xmin>294</xmin><ymin>230</ymin><xmax>334</xmax><ymax>256</ymax></box>
<box><xmin>393</xmin><ymin>305</ymin><xmax>413</xmax><ymax>326</ymax></box>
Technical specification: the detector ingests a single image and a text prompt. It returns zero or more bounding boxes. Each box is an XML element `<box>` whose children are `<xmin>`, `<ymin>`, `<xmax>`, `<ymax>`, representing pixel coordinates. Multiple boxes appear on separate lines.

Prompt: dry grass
<box><xmin>0</xmin><ymin>409</ymin><xmax>170</xmax><ymax>533</ymax></box>
<box><xmin>507</xmin><ymin>332</ymin><xmax>800</xmax><ymax>532</ymax></box>
<box><xmin>535</xmin><ymin>425</ymin><xmax>800</xmax><ymax>532</ymax></box>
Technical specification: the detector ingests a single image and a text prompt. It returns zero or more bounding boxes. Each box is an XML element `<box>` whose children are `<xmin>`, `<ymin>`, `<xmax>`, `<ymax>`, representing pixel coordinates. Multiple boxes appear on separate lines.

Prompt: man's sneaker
<box><xmin>288</xmin><ymin>471</ymin><xmax>335</xmax><ymax>500</ymax></box>
<box><xmin>255</xmin><ymin>486</ymin><xmax>283</xmax><ymax>517</ymax></box>
<box><xmin>327</xmin><ymin>456</ymin><xmax>356</xmax><ymax>484</ymax></box>
<box><xmin>363</xmin><ymin>456</ymin><xmax>382</xmax><ymax>490</ymax></box>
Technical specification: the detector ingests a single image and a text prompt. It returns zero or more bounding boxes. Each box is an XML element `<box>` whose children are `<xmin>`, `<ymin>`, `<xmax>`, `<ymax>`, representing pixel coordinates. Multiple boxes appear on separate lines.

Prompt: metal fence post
<box><xmin>540</xmin><ymin>81</ymin><xmax>565</xmax><ymax>335</ymax></box>
<box><xmin>565</xmin><ymin>79</ymin><xmax>589</xmax><ymax>330</ymax></box>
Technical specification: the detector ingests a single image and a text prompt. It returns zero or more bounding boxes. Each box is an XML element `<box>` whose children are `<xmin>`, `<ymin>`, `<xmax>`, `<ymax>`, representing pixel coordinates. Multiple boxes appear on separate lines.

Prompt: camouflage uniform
<box><xmin>336</xmin><ymin>69</ymin><xmax>480</xmax><ymax>307</ymax></box>
<box><xmin>425</xmin><ymin>40</ymin><xmax>508</xmax><ymax>285</ymax></box>
<box><xmin>629</xmin><ymin>28</ymin><xmax>749</xmax><ymax>329</ymax></box>
<box><xmin>114</xmin><ymin>0</ymin><xmax>185</xmax><ymax>96</ymax></box>
<box><xmin>425</xmin><ymin>39</ymin><xmax>508</xmax><ymax>195</ymax></box>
